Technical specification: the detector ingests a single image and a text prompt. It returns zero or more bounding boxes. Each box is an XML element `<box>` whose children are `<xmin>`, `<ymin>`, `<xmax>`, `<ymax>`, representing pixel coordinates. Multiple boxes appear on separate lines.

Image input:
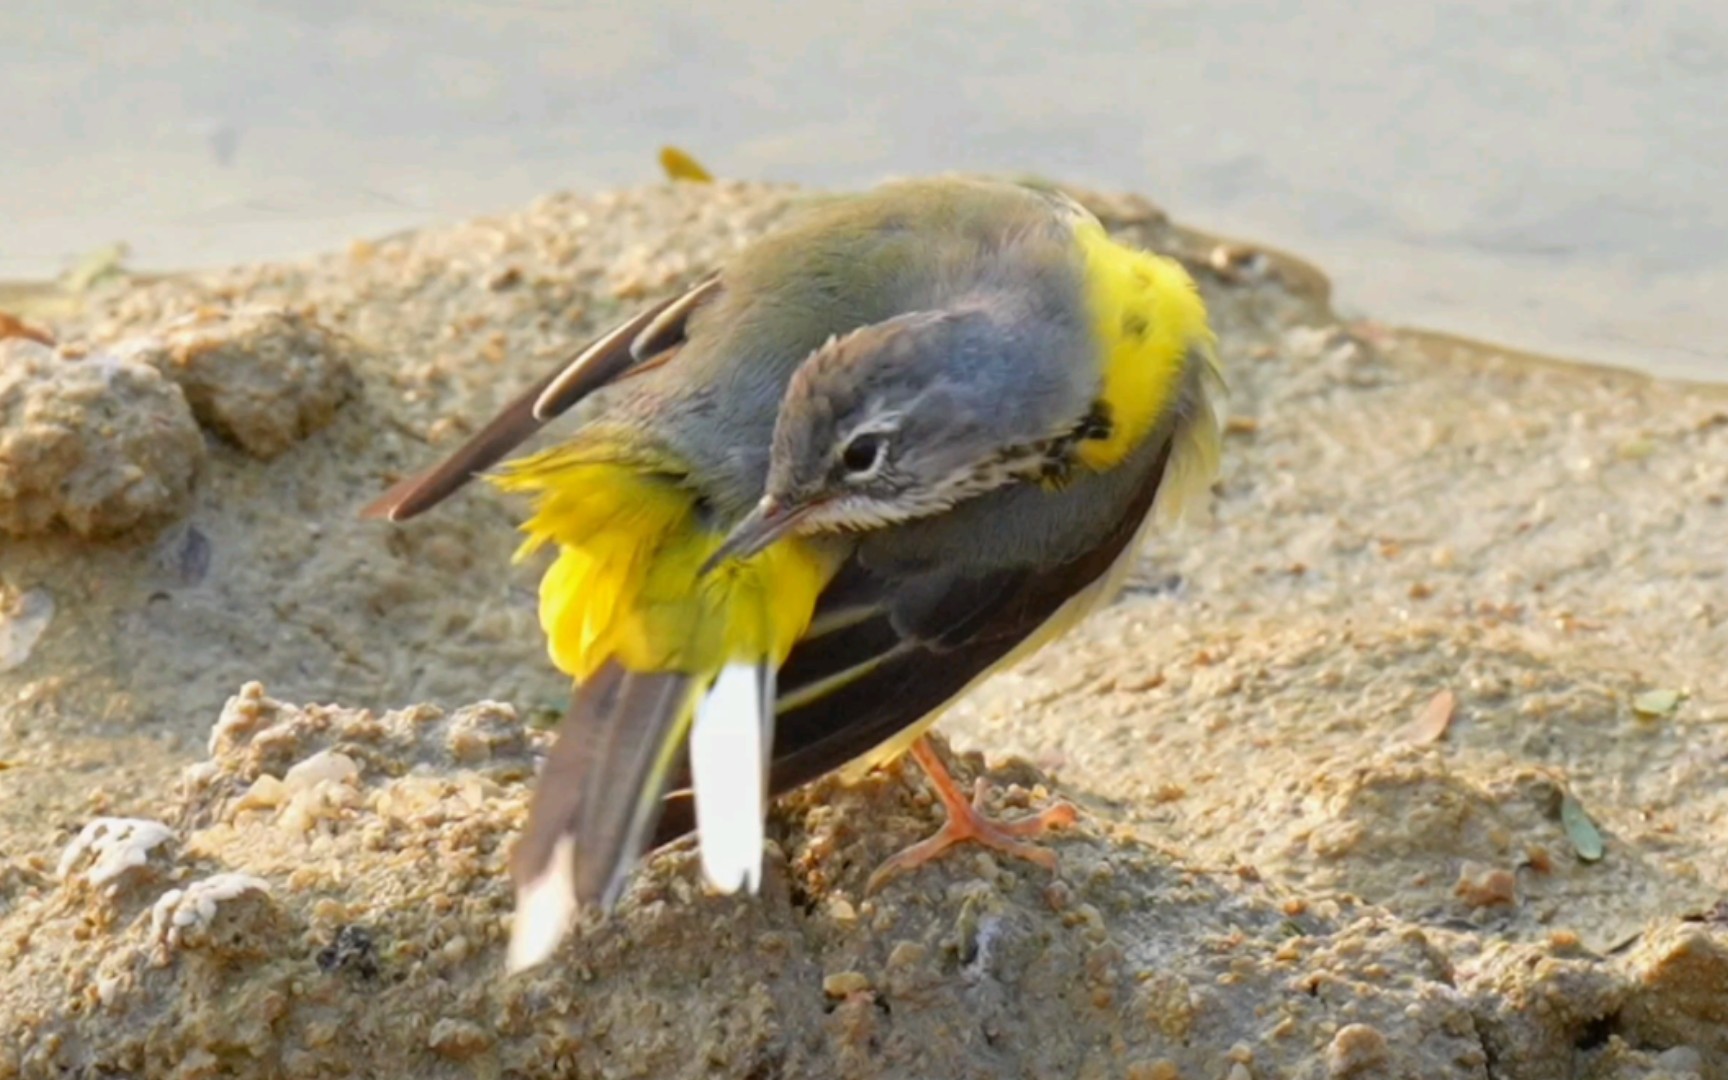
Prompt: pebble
<box><xmin>886</xmin><ymin>941</ymin><xmax>927</xmax><ymax>970</ymax></box>
<box><xmin>284</xmin><ymin>750</ymin><xmax>361</xmax><ymax>791</ymax></box>
<box><xmin>1326</xmin><ymin>1023</ymin><xmax>1390</xmax><ymax>1075</ymax></box>
<box><xmin>427</xmin><ymin>1018</ymin><xmax>491</xmax><ymax>1059</ymax></box>
<box><xmin>1454</xmin><ymin>862</ymin><xmax>1518</xmax><ymax>909</ymax></box>
<box><xmin>826</xmin><ymin>896</ymin><xmax>857</xmax><ymax>925</ymax></box>
<box><xmin>822</xmin><ymin>971</ymin><xmax>871</xmax><ymax>998</ymax></box>
<box><xmin>441</xmin><ymin>936</ymin><xmax>471</xmax><ymax>965</ymax></box>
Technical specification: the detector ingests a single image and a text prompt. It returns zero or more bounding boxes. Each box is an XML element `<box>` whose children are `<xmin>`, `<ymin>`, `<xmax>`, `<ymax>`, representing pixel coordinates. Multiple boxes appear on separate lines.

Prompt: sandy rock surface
<box><xmin>1</xmin><ymin>178</ymin><xmax>1725</xmax><ymax>1078</ymax></box>
<box><xmin>0</xmin><ymin>340</ymin><xmax>204</xmax><ymax>538</ymax></box>
<box><xmin>117</xmin><ymin>307</ymin><xmax>361</xmax><ymax>461</ymax></box>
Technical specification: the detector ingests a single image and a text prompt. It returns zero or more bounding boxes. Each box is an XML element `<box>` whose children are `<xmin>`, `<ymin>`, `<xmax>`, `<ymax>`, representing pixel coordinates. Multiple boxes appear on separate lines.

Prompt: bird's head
<box><xmin>704</xmin><ymin>301</ymin><xmax>1082</xmax><ymax>572</ymax></box>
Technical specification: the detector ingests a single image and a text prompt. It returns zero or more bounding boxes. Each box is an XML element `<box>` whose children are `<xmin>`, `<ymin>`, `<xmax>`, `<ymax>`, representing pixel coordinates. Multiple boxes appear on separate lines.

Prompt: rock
<box><xmin>0</xmin><ymin>340</ymin><xmax>203</xmax><ymax>537</ymax></box>
<box><xmin>56</xmin><ymin>816</ymin><xmax>176</xmax><ymax>898</ymax></box>
<box><xmin>150</xmin><ymin>873</ymin><xmax>276</xmax><ymax>955</ymax></box>
<box><xmin>1577</xmin><ymin>1039</ymin><xmax>1708</xmax><ymax>1080</ymax></box>
<box><xmin>1327</xmin><ymin>1022</ymin><xmax>1391</xmax><ymax>1076</ymax></box>
<box><xmin>1617</xmin><ymin>925</ymin><xmax>1728</xmax><ymax>1080</ymax></box>
<box><xmin>1454</xmin><ymin>861</ymin><xmax>1519</xmax><ymax>909</ymax></box>
<box><xmin>282</xmin><ymin>748</ymin><xmax>361</xmax><ymax>791</ymax></box>
<box><xmin>1457</xmin><ymin>939</ymin><xmax>1626</xmax><ymax>1080</ymax></box>
<box><xmin>823</xmin><ymin>970</ymin><xmax>871</xmax><ymax>998</ymax></box>
<box><xmin>120</xmin><ymin>307</ymin><xmax>359</xmax><ymax>459</ymax></box>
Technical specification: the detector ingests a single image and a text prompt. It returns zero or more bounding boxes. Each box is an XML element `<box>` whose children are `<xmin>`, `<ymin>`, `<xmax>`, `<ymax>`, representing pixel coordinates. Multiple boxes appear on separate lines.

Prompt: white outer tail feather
<box><xmin>690</xmin><ymin>661</ymin><xmax>774</xmax><ymax>894</ymax></box>
<box><xmin>507</xmin><ymin>834</ymin><xmax>578</xmax><ymax>973</ymax></box>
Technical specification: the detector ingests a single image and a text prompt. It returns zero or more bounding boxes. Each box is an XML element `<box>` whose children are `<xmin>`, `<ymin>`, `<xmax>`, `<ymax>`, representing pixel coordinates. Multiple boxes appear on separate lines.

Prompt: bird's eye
<box><xmin>840</xmin><ymin>433</ymin><xmax>885</xmax><ymax>476</ymax></box>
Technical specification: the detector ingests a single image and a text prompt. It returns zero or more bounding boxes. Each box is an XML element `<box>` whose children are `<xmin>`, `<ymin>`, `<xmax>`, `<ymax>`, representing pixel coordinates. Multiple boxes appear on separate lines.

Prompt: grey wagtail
<box><xmin>362</xmin><ymin>176</ymin><xmax>1224</xmax><ymax>971</ymax></box>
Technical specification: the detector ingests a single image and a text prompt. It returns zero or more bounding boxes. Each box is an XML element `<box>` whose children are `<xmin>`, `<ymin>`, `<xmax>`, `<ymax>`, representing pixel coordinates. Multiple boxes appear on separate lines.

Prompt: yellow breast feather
<box><xmin>493</xmin><ymin>442</ymin><xmax>841</xmax><ymax>682</ymax></box>
<box><xmin>1071</xmin><ymin>219</ymin><xmax>1215</xmax><ymax>473</ymax></box>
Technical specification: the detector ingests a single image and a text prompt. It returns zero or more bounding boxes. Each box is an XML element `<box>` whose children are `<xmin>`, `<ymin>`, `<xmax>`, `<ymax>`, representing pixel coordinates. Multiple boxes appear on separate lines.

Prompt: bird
<box><xmin>361</xmin><ymin>176</ymin><xmax>1224</xmax><ymax>972</ymax></box>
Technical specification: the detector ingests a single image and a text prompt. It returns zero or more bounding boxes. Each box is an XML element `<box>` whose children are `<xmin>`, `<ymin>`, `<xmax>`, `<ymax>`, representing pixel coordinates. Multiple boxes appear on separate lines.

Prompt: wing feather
<box><xmin>361</xmin><ymin>275</ymin><xmax>720</xmax><ymax>522</ymax></box>
<box><xmin>648</xmin><ymin>428</ymin><xmax>1179</xmax><ymax>851</ymax></box>
<box><xmin>508</xmin><ymin>664</ymin><xmax>698</xmax><ymax>970</ymax></box>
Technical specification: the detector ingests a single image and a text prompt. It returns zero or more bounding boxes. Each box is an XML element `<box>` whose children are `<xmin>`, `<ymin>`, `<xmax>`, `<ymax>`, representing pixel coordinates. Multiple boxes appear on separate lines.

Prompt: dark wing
<box><xmin>360</xmin><ymin>275</ymin><xmax>721</xmax><ymax>522</ymax></box>
<box><xmin>649</xmin><ymin>433</ymin><xmax>1174</xmax><ymax>848</ymax></box>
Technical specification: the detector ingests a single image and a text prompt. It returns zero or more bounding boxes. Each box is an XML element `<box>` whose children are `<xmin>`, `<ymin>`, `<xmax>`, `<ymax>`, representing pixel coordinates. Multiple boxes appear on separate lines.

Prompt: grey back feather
<box><xmin>596</xmin><ymin>177</ymin><xmax>1096</xmax><ymax>520</ymax></box>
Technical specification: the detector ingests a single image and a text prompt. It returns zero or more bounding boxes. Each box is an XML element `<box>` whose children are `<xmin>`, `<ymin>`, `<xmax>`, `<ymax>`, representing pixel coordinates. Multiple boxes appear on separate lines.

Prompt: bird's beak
<box><xmin>700</xmin><ymin>496</ymin><xmax>815</xmax><ymax>577</ymax></box>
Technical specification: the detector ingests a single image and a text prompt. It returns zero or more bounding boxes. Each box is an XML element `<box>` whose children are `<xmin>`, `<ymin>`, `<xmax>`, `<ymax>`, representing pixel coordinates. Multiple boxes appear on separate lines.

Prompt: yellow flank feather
<box><xmin>493</xmin><ymin>442</ymin><xmax>842</xmax><ymax>682</ymax></box>
<box><xmin>1071</xmin><ymin>219</ymin><xmax>1215</xmax><ymax>473</ymax></box>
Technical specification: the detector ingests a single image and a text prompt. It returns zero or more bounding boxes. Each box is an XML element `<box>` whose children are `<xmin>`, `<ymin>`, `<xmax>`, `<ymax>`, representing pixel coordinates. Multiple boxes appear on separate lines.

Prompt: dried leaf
<box><xmin>658</xmin><ymin>146</ymin><xmax>714</xmax><ymax>183</ymax></box>
<box><xmin>1632</xmin><ymin>688</ymin><xmax>1682</xmax><ymax>719</ymax></box>
<box><xmin>1404</xmin><ymin>689</ymin><xmax>1455</xmax><ymax>744</ymax></box>
<box><xmin>0</xmin><ymin>311</ymin><xmax>54</xmax><ymax>346</ymax></box>
<box><xmin>1561</xmin><ymin>794</ymin><xmax>1605</xmax><ymax>863</ymax></box>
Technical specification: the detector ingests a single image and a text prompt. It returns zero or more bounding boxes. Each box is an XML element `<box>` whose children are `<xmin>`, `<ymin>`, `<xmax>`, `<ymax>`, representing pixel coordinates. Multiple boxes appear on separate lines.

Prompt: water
<box><xmin>5</xmin><ymin>0</ymin><xmax>1725</xmax><ymax>381</ymax></box>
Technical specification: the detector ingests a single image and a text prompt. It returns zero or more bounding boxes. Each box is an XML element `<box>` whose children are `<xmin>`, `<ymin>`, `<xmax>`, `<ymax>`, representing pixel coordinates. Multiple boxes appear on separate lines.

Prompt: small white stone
<box><xmin>94</xmin><ymin>973</ymin><xmax>125</xmax><ymax>1007</ymax></box>
<box><xmin>454</xmin><ymin>774</ymin><xmax>487</xmax><ymax>810</ymax></box>
<box><xmin>56</xmin><ymin>818</ymin><xmax>175</xmax><ymax>891</ymax></box>
<box><xmin>150</xmin><ymin>873</ymin><xmax>271</xmax><ymax>946</ymax></box>
<box><xmin>278</xmin><ymin>784</ymin><xmax>360</xmax><ymax>835</ymax></box>
<box><xmin>373</xmin><ymin>774</ymin><xmax>449</xmax><ymax>823</ymax></box>
<box><xmin>234</xmin><ymin>773</ymin><xmax>288</xmax><ymax>811</ymax></box>
<box><xmin>283</xmin><ymin>750</ymin><xmax>360</xmax><ymax>793</ymax></box>
<box><xmin>180</xmin><ymin>760</ymin><xmax>219</xmax><ymax>789</ymax></box>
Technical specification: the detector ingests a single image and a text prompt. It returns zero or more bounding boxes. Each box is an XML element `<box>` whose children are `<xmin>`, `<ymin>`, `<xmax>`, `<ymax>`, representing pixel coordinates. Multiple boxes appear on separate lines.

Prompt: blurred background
<box><xmin>5</xmin><ymin>0</ymin><xmax>1724</xmax><ymax>381</ymax></box>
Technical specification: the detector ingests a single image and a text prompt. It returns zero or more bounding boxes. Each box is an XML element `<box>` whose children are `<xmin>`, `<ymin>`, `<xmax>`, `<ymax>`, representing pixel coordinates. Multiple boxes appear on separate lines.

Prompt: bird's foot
<box><xmin>866</xmin><ymin>738</ymin><xmax>1077</xmax><ymax>893</ymax></box>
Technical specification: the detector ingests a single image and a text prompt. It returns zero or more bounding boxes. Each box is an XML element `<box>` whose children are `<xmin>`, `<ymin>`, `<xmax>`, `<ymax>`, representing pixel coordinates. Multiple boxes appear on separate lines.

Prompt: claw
<box><xmin>866</xmin><ymin>739</ymin><xmax>1077</xmax><ymax>893</ymax></box>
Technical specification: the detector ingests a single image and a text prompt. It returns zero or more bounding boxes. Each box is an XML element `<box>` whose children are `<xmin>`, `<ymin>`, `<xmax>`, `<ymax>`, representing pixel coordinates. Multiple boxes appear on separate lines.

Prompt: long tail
<box><xmin>507</xmin><ymin>658</ymin><xmax>774</xmax><ymax>972</ymax></box>
<box><xmin>508</xmin><ymin>665</ymin><xmax>695</xmax><ymax>972</ymax></box>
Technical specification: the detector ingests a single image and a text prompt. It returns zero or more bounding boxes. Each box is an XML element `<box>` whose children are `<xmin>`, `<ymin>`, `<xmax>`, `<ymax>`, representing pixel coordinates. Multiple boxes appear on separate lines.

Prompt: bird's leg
<box><xmin>866</xmin><ymin>737</ymin><xmax>1078</xmax><ymax>893</ymax></box>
